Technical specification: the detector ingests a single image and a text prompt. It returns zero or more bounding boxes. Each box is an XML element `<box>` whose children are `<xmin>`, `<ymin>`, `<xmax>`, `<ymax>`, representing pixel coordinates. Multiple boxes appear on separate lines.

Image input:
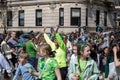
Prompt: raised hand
<box><xmin>29</xmin><ymin>66</ymin><xmax>33</xmax><ymax>74</ymax></box>
<box><xmin>113</xmin><ymin>46</ymin><xmax>117</xmax><ymax>54</ymax></box>
<box><xmin>53</xmin><ymin>25</ymin><xmax>59</xmax><ymax>32</ymax></box>
<box><xmin>42</xmin><ymin>26</ymin><xmax>46</xmax><ymax>33</ymax></box>
<box><xmin>71</xmin><ymin>76</ymin><xmax>79</xmax><ymax>80</ymax></box>
<box><xmin>71</xmin><ymin>73</ymin><xmax>79</xmax><ymax>80</ymax></box>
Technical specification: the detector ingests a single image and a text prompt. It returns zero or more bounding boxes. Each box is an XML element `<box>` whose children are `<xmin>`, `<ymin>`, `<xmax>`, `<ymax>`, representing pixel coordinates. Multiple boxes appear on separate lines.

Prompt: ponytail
<box><xmin>39</xmin><ymin>43</ymin><xmax>56</xmax><ymax>57</ymax></box>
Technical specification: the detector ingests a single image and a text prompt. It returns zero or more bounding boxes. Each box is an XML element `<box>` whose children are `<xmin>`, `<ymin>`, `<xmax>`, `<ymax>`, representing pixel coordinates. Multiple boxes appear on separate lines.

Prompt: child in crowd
<box><xmin>16</xmin><ymin>42</ymin><xmax>24</xmax><ymax>54</ymax></box>
<box><xmin>68</xmin><ymin>42</ymin><xmax>100</xmax><ymax>80</ymax></box>
<box><xmin>43</xmin><ymin>26</ymin><xmax>67</xmax><ymax>80</ymax></box>
<box><xmin>70</xmin><ymin>44</ymin><xmax>80</xmax><ymax>64</ymax></box>
<box><xmin>29</xmin><ymin>43</ymin><xmax>61</xmax><ymax>80</ymax></box>
<box><xmin>13</xmin><ymin>52</ymin><xmax>36</xmax><ymax>80</ymax></box>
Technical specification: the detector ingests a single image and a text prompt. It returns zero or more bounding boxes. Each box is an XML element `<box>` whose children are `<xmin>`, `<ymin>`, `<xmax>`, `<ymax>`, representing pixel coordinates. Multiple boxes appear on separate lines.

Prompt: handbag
<box><xmin>109</xmin><ymin>62</ymin><xmax>117</xmax><ymax>78</ymax></box>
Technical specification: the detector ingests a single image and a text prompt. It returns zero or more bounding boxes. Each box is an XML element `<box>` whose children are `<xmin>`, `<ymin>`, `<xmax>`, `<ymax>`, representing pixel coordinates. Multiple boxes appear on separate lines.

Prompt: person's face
<box><xmin>38</xmin><ymin>48</ymin><xmax>46</xmax><ymax>57</ymax></box>
<box><xmin>19</xmin><ymin>57</ymin><xmax>26</xmax><ymax>64</ymax></box>
<box><xmin>18</xmin><ymin>47</ymin><xmax>23</xmax><ymax>51</ymax></box>
<box><xmin>72</xmin><ymin>46</ymin><xmax>77</xmax><ymax>54</ymax></box>
<box><xmin>11</xmin><ymin>32</ymin><xmax>16</xmax><ymax>38</ymax></box>
<box><xmin>110</xmin><ymin>35</ymin><xmax>114</xmax><ymax>41</ymax></box>
<box><xmin>81</xmin><ymin>46</ymin><xmax>91</xmax><ymax>58</ymax></box>
<box><xmin>104</xmin><ymin>48</ymin><xmax>109</xmax><ymax>55</ymax></box>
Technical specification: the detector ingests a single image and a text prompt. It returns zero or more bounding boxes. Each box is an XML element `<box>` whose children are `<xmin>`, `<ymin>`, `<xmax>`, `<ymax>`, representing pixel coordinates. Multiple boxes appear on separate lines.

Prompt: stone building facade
<box><xmin>0</xmin><ymin>0</ymin><xmax>118</xmax><ymax>33</ymax></box>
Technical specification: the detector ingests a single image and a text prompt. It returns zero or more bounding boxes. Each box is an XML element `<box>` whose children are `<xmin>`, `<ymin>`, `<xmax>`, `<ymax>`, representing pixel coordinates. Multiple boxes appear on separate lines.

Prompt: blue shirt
<box><xmin>13</xmin><ymin>63</ymin><xmax>36</xmax><ymax>80</ymax></box>
<box><xmin>0</xmin><ymin>53</ymin><xmax>11</xmax><ymax>76</ymax></box>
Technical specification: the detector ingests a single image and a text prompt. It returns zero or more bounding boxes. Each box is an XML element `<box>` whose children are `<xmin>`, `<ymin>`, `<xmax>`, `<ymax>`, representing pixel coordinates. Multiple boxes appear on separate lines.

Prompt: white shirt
<box><xmin>1</xmin><ymin>41</ymin><xmax>12</xmax><ymax>59</ymax></box>
<box><xmin>70</xmin><ymin>54</ymin><xmax>78</xmax><ymax>64</ymax></box>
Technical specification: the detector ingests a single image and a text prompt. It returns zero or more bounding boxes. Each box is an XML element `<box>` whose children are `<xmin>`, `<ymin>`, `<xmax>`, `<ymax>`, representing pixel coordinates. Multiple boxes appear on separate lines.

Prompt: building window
<box><xmin>86</xmin><ymin>8</ymin><xmax>88</xmax><ymax>26</ymax></box>
<box><xmin>19</xmin><ymin>10</ymin><xmax>24</xmax><ymax>26</ymax></box>
<box><xmin>71</xmin><ymin>8</ymin><xmax>81</xmax><ymax>26</ymax></box>
<box><xmin>96</xmin><ymin>10</ymin><xmax>100</xmax><ymax>26</ymax></box>
<box><xmin>114</xmin><ymin>13</ymin><xmax>117</xmax><ymax>21</ymax></box>
<box><xmin>59</xmin><ymin>8</ymin><xmax>64</xmax><ymax>26</ymax></box>
<box><xmin>0</xmin><ymin>12</ymin><xmax>2</xmax><ymax>19</ymax></box>
<box><xmin>7</xmin><ymin>11</ymin><xmax>12</xmax><ymax>26</ymax></box>
<box><xmin>114</xmin><ymin>13</ymin><xmax>117</xmax><ymax>27</ymax></box>
<box><xmin>104</xmin><ymin>11</ymin><xmax>107</xmax><ymax>26</ymax></box>
<box><xmin>36</xmin><ymin>9</ymin><xmax>42</xmax><ymax>26</ymax></box>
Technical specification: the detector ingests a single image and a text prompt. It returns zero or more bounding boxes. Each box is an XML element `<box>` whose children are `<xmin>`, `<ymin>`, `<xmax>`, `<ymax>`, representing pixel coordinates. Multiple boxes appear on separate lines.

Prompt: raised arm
<box><xmin>54</xmin><ymin>25</ymin><xmax>66</xmax><ymax>51</ymax></box>
<box><xmin>12</xmin><ymin>64</ymin><xmax>21</xmax><ymax>80</ymax></box>
<box><xmin>113</xmin><ymin>46</ymin><xmax>120</xmax><ymax>67</ymax></box>
<box><xmin>43</xmin><ymin>27</ymin><xmax>56</xmax><ymax>51</ymax></box>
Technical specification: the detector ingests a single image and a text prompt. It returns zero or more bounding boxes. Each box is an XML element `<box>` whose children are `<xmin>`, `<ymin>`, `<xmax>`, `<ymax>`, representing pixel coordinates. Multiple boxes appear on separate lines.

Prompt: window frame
<box><xmin>59</xmin><ymin>8</ymin><xmax>64</xmax><ymax>26</ymax></box>
<box><xmin>18</xmin><ymin>10</ymin><xmax>24</xmax><ymax>26</ymax></box>
<box><xmin>96</xmin><ymin>10</ymin><xmax>100</xmax><ymax>26</ymax></box>
<box><xmin>70</xmin><ymin>8</ymin><xmax>81</xmax><ymax>26</ymax></box>
<box><xmin>7</xmin><ymin>11</ymin><xmax>12</xmax><ymax>26</ymax></box>
<box><xmin>0</xmin><ymin>12</ymin><xmax>2</xmax><ymax>19</ymax></box>
<box><xmin>104</xmin><ymin>11</ymin><xmax>107</xmax><ymax>26</ymax></box>
<box><xmin>36</xmin><ymin>9</ymin><xmax>42</xmax><ymax>26</ymax></box>
<box><xmin>86</xmin><ymin>8</ymin><xmax>88</xmax><ymax>26</ymax></box>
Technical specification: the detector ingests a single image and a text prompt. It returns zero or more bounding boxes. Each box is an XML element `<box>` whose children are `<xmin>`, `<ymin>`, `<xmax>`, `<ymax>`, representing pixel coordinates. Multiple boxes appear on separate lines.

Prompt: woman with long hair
<box><xmin>68</xmin><ymin>42</ymin><xmax>100</xmax><ymax>80</ymax></box>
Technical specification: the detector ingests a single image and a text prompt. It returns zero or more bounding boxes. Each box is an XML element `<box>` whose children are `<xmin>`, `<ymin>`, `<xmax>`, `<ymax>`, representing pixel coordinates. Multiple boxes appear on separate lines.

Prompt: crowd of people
<box><xmin>0</xmin><ymin>25</ymin><xmax>120</xmax><ymax>80</ymax></box>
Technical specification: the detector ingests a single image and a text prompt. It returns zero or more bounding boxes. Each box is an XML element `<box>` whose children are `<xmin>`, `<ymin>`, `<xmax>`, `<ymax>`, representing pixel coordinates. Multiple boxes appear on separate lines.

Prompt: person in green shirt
<box><xmin>26</xmin><ymin>34</ymin><xmax>37</xmax><ymax>68</ymax></box>
<box><xmin>29</xmin><ymin>43</ymin><xmax>61</xmax><ymax>80</ymax></box>
<box><xmin>43</xmin><ymin>26</ymin><xmax>67</xmax><ymax>80</ymax></box>
<box><xmin>68</xmin><ymin>42</ymin><xmax>100</xmax><ymax>80</ymax></box>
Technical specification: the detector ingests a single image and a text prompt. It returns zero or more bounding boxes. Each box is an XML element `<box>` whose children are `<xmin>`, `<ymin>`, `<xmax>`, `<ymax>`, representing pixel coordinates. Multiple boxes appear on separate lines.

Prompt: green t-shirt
<box><xmin>79</xmin><ymin>60</ymin><xmax>87</xmax><ymax>80</ymax></box>
<box><xmin>26</xmin><ymin>40</ymin><xmax>37</xmax><ymax>58</ymax></box>
<box><xmin>38</xmin><ymin>58</ymin><xmax>59</xmax><ymax>80</ymax></box>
